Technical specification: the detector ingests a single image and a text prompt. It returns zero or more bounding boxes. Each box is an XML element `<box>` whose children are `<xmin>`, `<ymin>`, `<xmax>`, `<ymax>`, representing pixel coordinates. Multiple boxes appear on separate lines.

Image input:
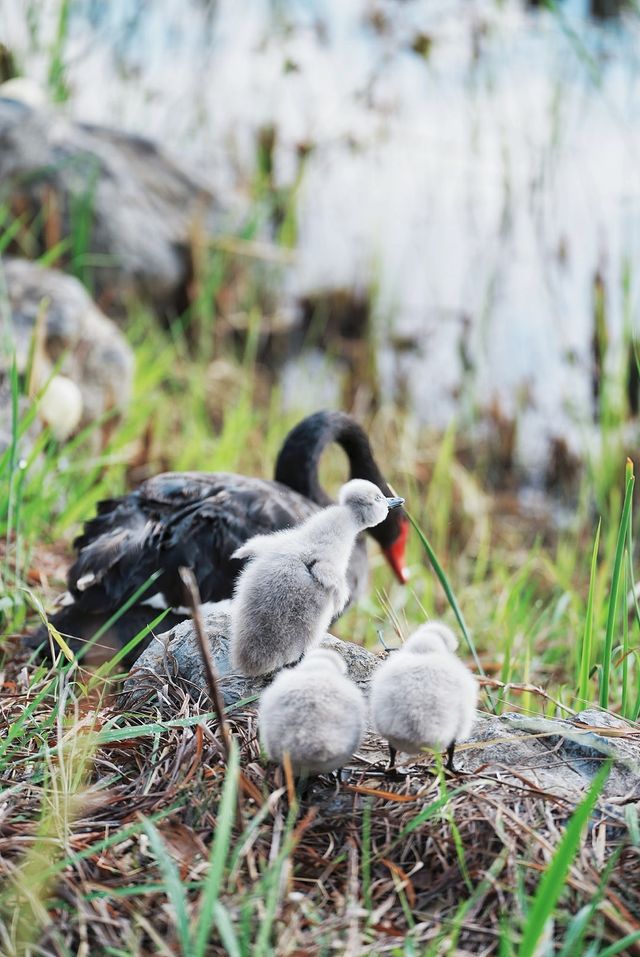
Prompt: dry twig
<box><xmin>178</xmin><ymin>566</ymin><xmax>232</xmax><ymax>762</ymax></box>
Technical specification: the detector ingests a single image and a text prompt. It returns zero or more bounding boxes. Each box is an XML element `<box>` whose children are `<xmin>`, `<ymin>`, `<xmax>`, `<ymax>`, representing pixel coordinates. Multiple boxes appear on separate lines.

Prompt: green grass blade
<box><xmin>253</xmin><ymin>807</ymin><xmax>300</xmax><ymax>957</ymax></box>
<box><xmin>578</xmin><ymin>519</ymin><xmax>601</xmax><ymax>702</ymax></box>
<box><xmin>557</xmin><ymin>904</ymin><xmax>594</xmax><ymax>957</ymax></box>
<box><xmin>226</xmin><ymin>800</ymin><xmax>273</xmax><ymax>878</ymax></box>
<box><xmin>3</xmin><ymin>358</ymin><xmax>20</xmax><ymax>564</ymax></box>
<box><xmin>600</xmin><ymin>465</ymin><xmax>634</xmax><ymax>708</ymax></box>
<box><xmin>425</xmin><ymin>847</ymin><xmax>508</xmax><ymax>957</ymax></box>
<box><xmin>407</xmin><ymin>512</ymin><xmax>494</xmax><ymax>709</ymax></box>
<box><xmin>382</xmin><ymin>788</ymin><xmax>466</xmax><ymax>853</ymax></box>
<box><xmin>626</xmin><ymin>516</ymin><xmax>640</xmax><ymax>632</ymax></box>
<box><xmin>361</xmin><ymin>799</ymin><xmax>373</xmax><ymax>916</ymax></box>
<box><xmin>47</xmin><ymin>0</ymin><xmax>71</xmax><ymax>102</ymax></box>
<box><xmin>407</xmin><ymin>512</ymin><xmax>483</xmax><ymax>675</ymax></box>
<box><xmin>0</xmin><ymin>677</ymin><xmax>56</xmax><ymax>767</ymax></box>
<box><xmin>517</xmin><ymin>761</ymin><xmax>611</xmax><ymax>957</ymax></box>
<box><xmin>556</xmin><ymin>849</ymin><xmax>620</xmax><ymax>957</ymax></box>
<box><xmin>598</xmin><ymin>933</ymin><xmax>640</xmax><ymax>957</ymax></box>
<box><xmin>622</xmin><ymin>558</ymin><xmax>630</xmax><ymax>717</ymax></box>
<box><xmin>194</xmin><ymin>739</ymin><xmax>240</xmax><ymax>957</ymax></box>
<box><xmin>73</xmin><ymin>570</ymin><xmax>163</xmax><ymax>662</ymax></box>
<box><xmin>210</xmin><ymin>902</ymin><xmax>242</xmax><ymax>957</ymax></box>
<box><xmin>46</xmin><ymin>804</ymin><xmax>183</xmax><ymax>882</ymax></box>
<box><xmin>253</xmin><ymin>858</ymin><xmax>285</xmax><ymax>957</ymax></box>
<box><xmin>8</xmin><ymin>712</ymin><xmax>250</xmax><ymax>770</ymax></box>
<box><xmin>141</xmin><ymin>819</ymin><xmax>191</xmax><ymax>955</ymax></box>
<box><xmin>36</xmin><ymin>236</ymin><xmax>73</xmax><ymax>267</ymax></box>
<box><xmin>0</xmin><ymin>211</ymin><xmax>27</xmax><ymax>254</ymax></box>
<box><xmin>87</xmin><ymin>608</ymin><xmax>171</xmax><ymax>688</ymax></box>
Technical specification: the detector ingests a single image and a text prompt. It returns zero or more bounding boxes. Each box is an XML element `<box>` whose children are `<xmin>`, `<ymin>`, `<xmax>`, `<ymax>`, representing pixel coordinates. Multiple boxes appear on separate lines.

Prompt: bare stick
<box><xmin>179</xmin><ymin>567</ymin><xmax>232</xmax><ymax>762</ymax></box>
<box><xmin>282</xmin><ymin>751</ymin><xmax>297</xmax><ymax>810</ymax></box>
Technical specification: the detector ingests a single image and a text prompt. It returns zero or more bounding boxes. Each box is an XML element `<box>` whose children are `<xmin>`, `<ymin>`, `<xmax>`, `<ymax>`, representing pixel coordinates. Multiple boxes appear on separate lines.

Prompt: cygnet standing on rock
<box><xmin>230</xmin><ymin>479</ymin><xmax>404</xmax><ymax>676</ymax></box>
<box><xmin>259</xmin><ymin>648</ymin><xmax>366</xmax><ymax>775</ymax></box>
<box><xmin>370</xmin><ymin>622</ymin><xmax>478</xmax><ymax>771</ymax></box>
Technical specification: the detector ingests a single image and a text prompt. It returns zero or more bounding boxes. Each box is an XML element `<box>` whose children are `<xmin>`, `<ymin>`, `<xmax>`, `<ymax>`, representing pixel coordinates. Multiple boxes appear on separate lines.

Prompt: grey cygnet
<box><xmin>230</xmin><ymin>478</ymin><xmax>404</xmax><ymax>676</ymax></box>
<box><xmin>370</xmin><ymin>621</ymin><xmax>478</xmax><ymax>771</ymax></box>
<box><xmin>259</xmin><ymin>648</ymin><xmax>366</xmax><ymax>775</ymax></box>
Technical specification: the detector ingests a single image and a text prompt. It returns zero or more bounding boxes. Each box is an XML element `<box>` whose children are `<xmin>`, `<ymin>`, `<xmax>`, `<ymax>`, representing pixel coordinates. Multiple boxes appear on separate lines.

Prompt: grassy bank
<box><xmin>2</xmin><ymin>7</ymin><xmax>640</xmax><ymax>938</ymax></box>
<box><xmin>1</xmin><ymin>284</ymin><xmax>640</xmax><ymax>953</ymax></box>
<box><xmin>3</xmin><ymin>298</ymin><xmax>640</xmax><ymax>715</ymax></box>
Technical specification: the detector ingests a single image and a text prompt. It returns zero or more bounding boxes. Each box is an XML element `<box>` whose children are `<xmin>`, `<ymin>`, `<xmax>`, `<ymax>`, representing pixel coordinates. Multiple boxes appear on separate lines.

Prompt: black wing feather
<box><xmin>67</xmin><ymin>473</ymin><xmax>319</xmax><ymax>615</ymax></box>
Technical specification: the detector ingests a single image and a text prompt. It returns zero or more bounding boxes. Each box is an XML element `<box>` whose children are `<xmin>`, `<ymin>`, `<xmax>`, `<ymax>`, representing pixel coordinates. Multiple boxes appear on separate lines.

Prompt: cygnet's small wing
<box><xmin>67</xmin><ymin>473</ymin><xmax>318</xmax><ymax>614</ymax></box>
<box><xmin>232</xmin><ymin>532</ymin><xmax>279</xmax><ymax>561</ymax></box>
<box><xmin>305</xmin><ymin>559</ymin><xmax>350</xmax><ymax>613</ymax></box>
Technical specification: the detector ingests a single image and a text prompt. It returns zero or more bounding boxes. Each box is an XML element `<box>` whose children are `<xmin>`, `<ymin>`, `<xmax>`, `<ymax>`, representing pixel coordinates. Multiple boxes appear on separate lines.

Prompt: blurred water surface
<box><xmin>3</xmin><ymin>0</ymin><xmax>640</xmax><ymax>476</ymax></box>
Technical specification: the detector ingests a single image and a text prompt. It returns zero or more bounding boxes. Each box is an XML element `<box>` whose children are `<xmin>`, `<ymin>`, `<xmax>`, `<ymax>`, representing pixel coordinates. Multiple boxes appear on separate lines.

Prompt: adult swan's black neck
<box><xmin>274</xmin><ymin>411</ymin><xmax>393</xmax><ymax>507</ymax></box>
<box><xmin>274</xmin><ymin>411</ymin><xmax>408</xmax><ymax>582</ymax></box>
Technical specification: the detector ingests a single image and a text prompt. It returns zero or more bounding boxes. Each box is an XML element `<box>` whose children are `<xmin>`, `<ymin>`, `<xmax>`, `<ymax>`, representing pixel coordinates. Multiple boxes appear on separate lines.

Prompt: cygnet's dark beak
<box><xmin>386</xmin><ymin>496</ymin><xmax>405</xmax><ymax>510</ymax></box>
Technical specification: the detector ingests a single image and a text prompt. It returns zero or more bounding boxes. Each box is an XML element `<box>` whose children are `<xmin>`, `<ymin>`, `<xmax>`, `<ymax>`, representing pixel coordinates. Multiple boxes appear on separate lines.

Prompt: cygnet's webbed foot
<box><xmin>445</xmin><ymin>740</ymin><xmax>457</xmax><ymax>772</ymax></box>
<box><xmin>330</xmin><ymin>767</ymin><xmax>345</xmax><ymax>788</ymax></box>
<box><xmin>365</xmin><ymin>746</ymin><xmax>411</xmax><ymax>778</ymax></box>
<box><xmin>383</xmin><ymin>745</ymin><xmax>406</xmax><ymax>779</ymax></box>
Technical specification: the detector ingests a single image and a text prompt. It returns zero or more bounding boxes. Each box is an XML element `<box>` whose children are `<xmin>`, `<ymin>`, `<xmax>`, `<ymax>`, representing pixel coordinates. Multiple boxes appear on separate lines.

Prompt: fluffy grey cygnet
<box><xmin>370</xmin><ymin>621</ymin><xmax>478</xmax><ymax>771</ymax></box>
<box><xmin>259</xmin><ymin>648</ymin><xmax>366</xmax><ymax>775</ymax></box>
<box><xmin>230</xmin><ymin>478</ymin><xmax>404</xmax><ymax>676</ymax></box>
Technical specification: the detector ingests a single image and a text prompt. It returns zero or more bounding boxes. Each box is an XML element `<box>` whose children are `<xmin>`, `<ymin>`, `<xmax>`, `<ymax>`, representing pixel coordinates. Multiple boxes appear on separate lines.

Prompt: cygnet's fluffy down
<box><xmin>370</xmin><ymin>621</ymin><xmax>478</xmax><ymax>770</ymax></box>
<box><xmin>230</xmin><ymin>478</ymin><xmax>404</xmax><ymax>676</ymax></box>
<box><xmin>259</xmin><ymin>648</ymin><xmax>366</xmax><ymax>775</ymax></box>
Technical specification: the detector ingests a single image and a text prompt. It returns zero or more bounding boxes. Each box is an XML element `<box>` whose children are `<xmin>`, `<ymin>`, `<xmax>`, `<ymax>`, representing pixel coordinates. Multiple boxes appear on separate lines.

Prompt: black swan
<box><xmin>29</xmin><ymin>410</ymin><xmax>408</xmax><ymax>664</ymax></box>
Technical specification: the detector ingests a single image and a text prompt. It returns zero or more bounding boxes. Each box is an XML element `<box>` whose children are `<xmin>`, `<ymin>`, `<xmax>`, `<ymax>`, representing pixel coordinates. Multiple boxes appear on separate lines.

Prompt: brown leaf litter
<box><xmin>0</xmin><ymin>656</ymin><xmax>639</xmax><ymax>956</ymax></box>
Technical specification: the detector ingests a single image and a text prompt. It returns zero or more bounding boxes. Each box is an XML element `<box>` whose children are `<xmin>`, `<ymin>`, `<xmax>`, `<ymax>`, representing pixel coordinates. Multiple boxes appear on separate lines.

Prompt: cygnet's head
<box><xmin>403</xmin><ymin>622</ymin><xmax>458</xmax><ymax>656</ymax></box>
<box><xmin>301</xmin><ymin>648</ymin><xmax>347</xmax><ymax>674</ymax></box>
<box><xmin>339</xmin><ymin>479</ymin><xmax>405</xmax><ymax>530</ymax></box>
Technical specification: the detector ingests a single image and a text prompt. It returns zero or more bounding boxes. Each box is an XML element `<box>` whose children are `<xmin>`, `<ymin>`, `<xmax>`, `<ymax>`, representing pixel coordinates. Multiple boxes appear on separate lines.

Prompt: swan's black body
<box><xmin>29</xmin><ymin>411</ymin><xmax>407</xmax><ymax>664</ymax></box>
<box><xmin>68</xmin><ymin>474</ymin><xmax>320</xmax><ymax>612</ymax></box>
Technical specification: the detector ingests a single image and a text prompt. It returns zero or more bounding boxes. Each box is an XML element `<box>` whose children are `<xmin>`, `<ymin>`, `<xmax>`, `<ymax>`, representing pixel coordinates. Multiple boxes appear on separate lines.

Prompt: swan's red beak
<box><xmin>383</xmin><ymin>515</ymin><xmax>410</xmax><ymax>584</ymax></box>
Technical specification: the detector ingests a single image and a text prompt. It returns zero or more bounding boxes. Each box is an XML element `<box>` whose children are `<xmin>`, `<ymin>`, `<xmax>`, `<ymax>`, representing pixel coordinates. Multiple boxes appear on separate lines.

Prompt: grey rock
<box><xmin>121</xmin><ymin>602</ymin><xmax>380</xmax><ymax>708</ymax></box>
<box><xmin>122</xmin><ymin>607</ymin><xmax>640</xmax><ymax>803</ymax></box>
<box><xmin>452</xmin><ymin>708</ymin><xmax>640</xmax><ymax>803</ymax></box>
<box><xmin>0</xmin><ymin>257</ymin><xmax>134</xmax><ymax>444</ymax></box>
<box><xmin>359</xmin><ymin>707</ymin><xmax>640</xmax><ymax>804</ymax></box>
<box><xmin>0</xmin><ymin>97</ymin><xmax>222</xmax><ymax>313</ymax></box>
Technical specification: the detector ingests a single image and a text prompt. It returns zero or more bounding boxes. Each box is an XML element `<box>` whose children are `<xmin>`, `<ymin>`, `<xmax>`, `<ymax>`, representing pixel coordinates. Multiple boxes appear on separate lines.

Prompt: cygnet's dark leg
<box><xmin>445</xmin><ymin>740</ymin><xmax>457</xmax><ymax>772</ymax></box>
<box><xmin>383</xmin><ymin>745</ymin><xmax>406</xmax><ymax>780</ymax></box>
<box><xmin>296</xmin><ymin>774</ymin><xmax>311</xmax><ymax>801</ymax></box>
